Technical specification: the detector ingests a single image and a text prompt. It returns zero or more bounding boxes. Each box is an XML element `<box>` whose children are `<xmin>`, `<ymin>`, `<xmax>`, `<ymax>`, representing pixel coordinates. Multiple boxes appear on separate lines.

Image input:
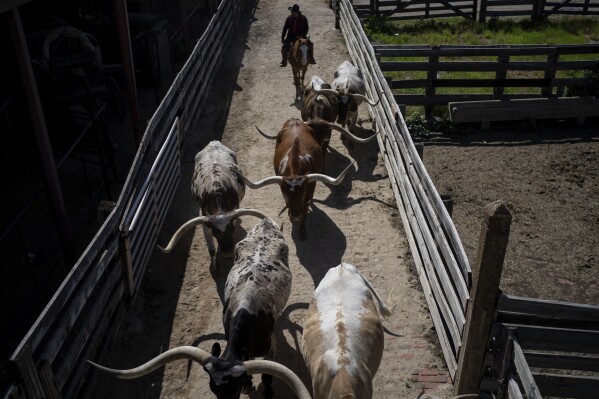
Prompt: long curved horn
<box><xmin>228</xmin><ymin>208</ymin><xmax>269</xmax><ymax>220</ymax></box>
<box><xmin>235</xmin><ymin>170</ymin><xmax>282</xmax><ymax>189</ymax></box>
<box><xmin>314</xmin><ymin>88</ymin><xmax>339</xmax><ymax>96</ymax></box>
<box><xmin>87</xmin><ymin>346</ymin><xmax>212</xmax><ymax>379</ymax></box>
<box><xmin>157</xmin><ymin>216</ymin><xmax>213</xmax><ymax>253</ymax></box>
<box><xmin>353</xmin><ymin>93</ymin><xmax>379</xmax><ymax>106</ymax></box>
<box><xmin>306</xmin><ymin>161</ymin><xmax>355</xmax><ymax>185</ymax></box>
<box><xmin>158</xmin><ymin>209</ymin><xmax>269</xmax><ymax>253</ymax></box>
<box><xmin>255</xmin><ymin>125</ymin><xmax>278</xmax><ymax>140</ymax></box>
<box><xmin>244</xmin><ymin>360</ymin><xmax>311</xmax><ymax>399</ymax></box>
<box><xmin>329</xmin><ymin>123</ymin><xmax>378</xmax><ymax>143</ymax></box>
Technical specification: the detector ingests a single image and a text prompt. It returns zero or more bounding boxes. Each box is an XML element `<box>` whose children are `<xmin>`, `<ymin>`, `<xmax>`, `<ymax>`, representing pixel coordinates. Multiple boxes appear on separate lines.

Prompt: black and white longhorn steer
<box><xmin>90</xmin><ymin>217</ymin><xmax>293</xmax><ymax>399</ymax></box>
<box><xmin>158</xmin><ymin>141</ymin><xmax>246</xmax><ymax>263</ymax></box>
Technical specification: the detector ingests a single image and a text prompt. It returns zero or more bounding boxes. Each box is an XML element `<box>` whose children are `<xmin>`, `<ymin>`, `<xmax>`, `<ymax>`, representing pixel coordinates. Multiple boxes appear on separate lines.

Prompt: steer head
<box><xmin>88</xmin><ymin>346</ymin><xmax>312</xmax><ymax>399</ymax></box>
<box><xmin>203</xmin><ymin>343</ymin><xmax>251</xmax><ymax>399</ymax></box>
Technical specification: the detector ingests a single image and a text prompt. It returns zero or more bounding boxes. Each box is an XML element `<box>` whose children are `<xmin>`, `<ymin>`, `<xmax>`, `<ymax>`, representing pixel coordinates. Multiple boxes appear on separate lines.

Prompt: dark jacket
<box><xmin>281</xmin><ymin>13</ymin><xmax>309</xmax><ymax>43</ymax></box>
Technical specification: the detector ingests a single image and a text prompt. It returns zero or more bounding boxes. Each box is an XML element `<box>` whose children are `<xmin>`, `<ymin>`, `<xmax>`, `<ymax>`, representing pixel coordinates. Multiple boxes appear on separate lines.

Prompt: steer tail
<box><xmin>360</xmin><ymin>273</ymin><xmax>393</xmax><ymax>319</ymax></box>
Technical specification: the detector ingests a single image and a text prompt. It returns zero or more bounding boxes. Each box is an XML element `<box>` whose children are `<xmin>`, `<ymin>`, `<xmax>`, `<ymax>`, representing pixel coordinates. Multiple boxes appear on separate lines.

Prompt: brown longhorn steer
<box><xmin>236</xmin><ymin>118</ymin><xmax>354</xmax><ymax>239</ymax></box>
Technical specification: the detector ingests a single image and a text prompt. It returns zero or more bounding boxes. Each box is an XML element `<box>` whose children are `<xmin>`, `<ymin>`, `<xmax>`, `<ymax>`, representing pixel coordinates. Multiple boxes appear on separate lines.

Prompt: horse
<box><xmin>288</xmin><ymin>37</ymin><xmax>313</xmax><ymax>100</ymax></box>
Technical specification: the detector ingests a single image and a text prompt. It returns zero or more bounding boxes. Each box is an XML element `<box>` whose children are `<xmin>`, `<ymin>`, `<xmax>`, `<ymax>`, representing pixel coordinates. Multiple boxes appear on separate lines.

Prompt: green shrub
<box><xmin>565</xmin><ymin>63</ymin><xmax>599</xmax><ymax>97</ymax></box>
<box><xmin>364</xmin><ymin>14</ymin><xmax>395</xmax><ymax>35</ymax></box>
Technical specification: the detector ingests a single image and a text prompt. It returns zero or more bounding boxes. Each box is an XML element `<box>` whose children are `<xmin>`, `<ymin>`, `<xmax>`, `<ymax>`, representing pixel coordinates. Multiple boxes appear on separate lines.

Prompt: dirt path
<box><xmin>93</xmin><ymin>0</ymin><xmax>454</xmax><ymax>398</ymax></box>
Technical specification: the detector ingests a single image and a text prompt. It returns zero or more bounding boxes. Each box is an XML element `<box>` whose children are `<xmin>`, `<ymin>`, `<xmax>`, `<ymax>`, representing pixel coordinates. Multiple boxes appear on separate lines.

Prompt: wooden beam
<box><xmin>6</xmin><ymin>7</ymin><xmax>74</xmax><ymax>263</ymax></box>
<box><xmin>454</xmin><ymin>201</ymin><xmax>512</xmax><ymax>394</ymax></box>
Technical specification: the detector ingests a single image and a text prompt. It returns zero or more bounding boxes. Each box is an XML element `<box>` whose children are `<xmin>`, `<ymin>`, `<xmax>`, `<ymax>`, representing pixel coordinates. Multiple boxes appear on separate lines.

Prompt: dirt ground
<box><xmin>421</xmin><ymin>122</ymin><xmax>599</xmax><ymax>306</ymax></box>
<box><xmin>92</xmin><ymin>0</ymin><xmax>454</xmax><ymax>398</ymax></box>
<box><xmin>91</xmin><ymin>0</ymin><xmax>598</xmax><ymax>397</ymax></box>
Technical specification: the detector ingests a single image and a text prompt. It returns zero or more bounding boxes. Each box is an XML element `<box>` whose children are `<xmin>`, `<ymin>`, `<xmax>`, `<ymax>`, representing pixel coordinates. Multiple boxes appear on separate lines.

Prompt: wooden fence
<box><xmin>482</xmin><ymin>295</ymin><xmax>599</xmax><ymax>397</ymax></box>
<box><xmin>374</xmin><ymin>43</ymin><xmax>599</xmax><ymax>117</ymax></box>
<box><xmin>354</xmin><ymin>0</ymin><xmax>599</xmax><ymax>21</ymax></box>
<box><xmin>3</xmin><ymin>0</ymin><xmax>245</xmax><ymax>397</ymax></box>
<box><xmin>337</xmin><ymin>1</ymin><xmax>599</xmax><ymax>396</ymax></box>
<box><xmin>336</xmin><ymin>0</ymin><xmax>472</xmax><ymax>378</ymax></box>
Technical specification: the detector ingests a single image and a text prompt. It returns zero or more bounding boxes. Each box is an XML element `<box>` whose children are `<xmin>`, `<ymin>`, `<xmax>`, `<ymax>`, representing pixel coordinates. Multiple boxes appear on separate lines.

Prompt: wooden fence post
<box><xmin>9</xmin><ymin>346</ymin><xmax>45</xmax><ymax>399</ymax></box>
<box><xmin>334</xmin><ymin>0</ymin><xmax>340</xmax><ymax>29</ymax></box>
<box><xmin>440</xmin><ymin>194</ymin><xmax>454</xmax><ymax>216</ymax></box>
<box><xmin>425</xmin><ymin>49</ymin><xmax>439</xmax><ymax>119</ymax></box>
<box><xmin>454</xmin><ymin>200</ymin><xmax>512</xmax><ymax>395</ymax></box>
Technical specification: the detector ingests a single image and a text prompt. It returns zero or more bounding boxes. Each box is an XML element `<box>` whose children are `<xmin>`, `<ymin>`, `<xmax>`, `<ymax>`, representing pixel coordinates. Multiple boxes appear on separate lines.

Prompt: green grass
<box><xmin>364</xmin><ymin>15</ymin><xmax>599</xmax><ymax>126</ymax></box>
<box><xmin>366</xmin><ymin>16</ymin><xmax>599</xmax><ymax>45</ymax></box>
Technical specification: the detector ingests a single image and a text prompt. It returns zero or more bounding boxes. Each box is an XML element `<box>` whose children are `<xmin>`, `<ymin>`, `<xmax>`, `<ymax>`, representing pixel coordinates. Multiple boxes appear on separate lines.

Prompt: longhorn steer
<box><xmin>236</xmin><ymin>118</ymin><xmax>354</xmax><ymax>239</ymax></box>
<box><xmin>316</xmin><ymin>61</ymin><xmax>379</xmax><ymax>149</ymax></box>
<box><xmin>302</xmin><ymin>75</ymin><xmax>378</xmax><ymax>164</ymax></box>
<box><xmin>158</xmin><ymin>141</ymin><xmax>245</xmax><ymax>263</ymax></box>
<box><xmin>302</xmin><ymin>263</ymin><xmax>392</xmax><ymax>399</ymax></box>
<box><xmin>90</xmin><ymin>217</ymin><xmax>295</xmax><ymax>399</ymax></box>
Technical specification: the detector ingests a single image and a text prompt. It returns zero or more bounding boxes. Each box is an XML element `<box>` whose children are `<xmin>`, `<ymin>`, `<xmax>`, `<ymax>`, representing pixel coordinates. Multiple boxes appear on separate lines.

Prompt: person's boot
<box><xmin>280</xmin><ymin>59</ymin><xmax>287</xmax><ymax>67</ymax></box>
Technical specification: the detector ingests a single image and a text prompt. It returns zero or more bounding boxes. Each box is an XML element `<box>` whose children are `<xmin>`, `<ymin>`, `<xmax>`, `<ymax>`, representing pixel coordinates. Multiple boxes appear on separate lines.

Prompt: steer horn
<box><xmin>234</xmin><ymin>170</ymin><xmax>282</xmax><ymax>189</ymax></box>
<box><xmin>157</xmin><ymin>208</ymin><xmax>268</xmax><ymax>253</ymax></box>
<box><xmin>353</xmin><ymin>93</ymin><xmax>379</xmax><ymax>106</ymax></box>
<box><xmin>88</xmin><ymin>346</ymin><xmax>311</xmax><ymax>399</ymax></box>
<box><xmin>306</xmin><ymin>161</ymin><xmax>355</xmax><ymax>185</ymax></box>
<box><xmin>314</xmin><ymin>89</ymin><xmax>379</xmax><ymax>107</ymax></box>
<box><xmin>314</xmin><ymin>88</ymin><xmax>339</xmax><ymax>96</ymax></box>
<box><xmin>255</xmin><ymin>125</ymin><xmax>278</xmax><ymax>140</ymax></box>
<box><xmin>328</xmin><ymin>123</ymin><xmax>378</xmax><ymax>143</ymax></box>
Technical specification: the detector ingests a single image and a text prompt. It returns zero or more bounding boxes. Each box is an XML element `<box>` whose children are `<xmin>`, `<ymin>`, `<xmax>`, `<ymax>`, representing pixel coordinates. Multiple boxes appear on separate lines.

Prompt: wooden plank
<box><xmin>38</xmin><ymin>361</ymin><xmax>61</xmax><ymax>399</ymax></box>
<box><xmin>36</xmin><ymin>241</ymin><xmax>119</xmax><ymax>366</ymax></box>
<box><xmin>507</xmin><ymin>375</ymin><xmax>524</xmax><ymax>399</ymax></box>
<box><xmin>533</xmin><ymin>373</ymin><xmax>599</xmax><ymax>398</ymax></box>
<box><xmin>497</xmin><ymin>294</ymin><xmax>599</xmax><ymax>325</ymax></box>
<box><xmin>53</xmin><ymin>255</ymin><xmax>122</xmax><ymax>389</ymax></box>
<box><xmin>9</xmin><ymin>346</ymin><xmax>44</xmax><ymax>399</ymax></box>
<box><xmin>449</xmin><ymin>96</ymin><xmax>599</xmax><ymax>123</ymax></box>
<box><xmin>62</xmin><ymin>280</ymin><xmax>126</xmax><ymax>398</ymax></box>
<box><xmin>505</xmin><ymin>324</ymin><xmax>599</xmax><ymax>353</ymax></box>
<box><xmin>513</xmin><ymin>339</ymin><xmax>543</xmax><ymax>399</ymax></box>
<box><xmin>374</xmin><ymin>43</ymin><xmax>599</xmax><ymax>57</ymax></box>
<box><xmin>524</xmin><ymin>352</ymin><xmax>599</xmax><ymax>371</ymax></box>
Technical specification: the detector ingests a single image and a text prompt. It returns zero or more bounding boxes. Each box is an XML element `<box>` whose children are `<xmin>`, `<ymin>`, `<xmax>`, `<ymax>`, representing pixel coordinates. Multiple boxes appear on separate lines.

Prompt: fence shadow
<box><xmin>423</xmin><ymin>119</ymin><xmax>599</xmax><ymax>148</ymax></box>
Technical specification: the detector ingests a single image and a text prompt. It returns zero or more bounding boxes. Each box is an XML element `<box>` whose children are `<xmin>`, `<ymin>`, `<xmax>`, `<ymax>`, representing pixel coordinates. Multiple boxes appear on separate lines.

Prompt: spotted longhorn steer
<box><xmin>301</xmin><ymin>76</ymin><xmax>378</xmax><ymax>165</ymax></box>
<box><xmin>158</xmin><ymin>141</ymin><xmax>245</xmax><ymax>264</ymax></box>
<box><xmin>315</xmin><ymin>61</ymin><xmax>379</xmax><ymax>149</ymax></box>
<box><xmin>89</xmin><ymin>217</ymin><xmax>298</xmax><ymax>399</ymax></box>
<box><xmin>302</xmin><ymin>263</ymin><xmax>392</xmax><ymax>399</ymax></box>
<box><xmin>236</xmin><ymin>118</ymin><xmax>354</xmax><ymax>239</ymax></box>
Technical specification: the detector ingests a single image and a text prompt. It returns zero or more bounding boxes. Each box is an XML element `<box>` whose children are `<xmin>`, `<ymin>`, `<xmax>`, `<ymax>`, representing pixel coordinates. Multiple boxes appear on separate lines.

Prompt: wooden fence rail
<box><xmin>354</xmin><ymin>0</ymin><xmax>599</xmax><ymax>21</ymax></box>
<box><xmin>3</xmin><ymin>0</ymin><xmax>246</xmax><ymax>397</ymax></box>
<box><xmin>374</xmin><ymin>43</ymin><xmax>599</xmax><ymax>117</ymax></box>
<box><xmin>485</xmin><ymin>296</ymin><xmax>599</xmax><ymax>397</ymax></box>
<box><xmin>337</xmin><ymin>0</ymin><xmax>472</xmax><ymax>378</ymax></box>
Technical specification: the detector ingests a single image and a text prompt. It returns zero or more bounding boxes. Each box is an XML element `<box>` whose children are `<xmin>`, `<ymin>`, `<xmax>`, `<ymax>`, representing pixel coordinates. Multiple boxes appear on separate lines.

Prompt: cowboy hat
<box><xmin>288</xmin><ymin>4</ymin><xmax>300</xmax><ymax>12</ymax></box>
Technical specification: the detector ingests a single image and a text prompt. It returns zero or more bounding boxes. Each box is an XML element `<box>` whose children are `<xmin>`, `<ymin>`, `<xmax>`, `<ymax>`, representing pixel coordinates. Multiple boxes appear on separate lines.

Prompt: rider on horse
<box><xmin>280</xmin><ymin>4</ymin><xmax>316</xmax><ymax>67</ymax></box>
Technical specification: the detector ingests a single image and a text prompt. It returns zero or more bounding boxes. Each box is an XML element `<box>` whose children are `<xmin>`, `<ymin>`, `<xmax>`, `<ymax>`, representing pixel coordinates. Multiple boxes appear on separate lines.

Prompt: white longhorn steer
<box><xmin>315</xmin><ymin>61</ymin><xmax>379</xmax><ymax>149</ymax></box>
<box><xmin>159</xmin><ymin>141</ymin><xmax>246</xmax><ymax>264</ymax></box>
<box><xmin>90</xmin><ymin>217</ymin><xmax>297</xmax><ymax>399</ymax></box>
<box><xmin>302</xmin><ymin>263</ymin><xmax>392</xmax><ymax>399</ymax></box>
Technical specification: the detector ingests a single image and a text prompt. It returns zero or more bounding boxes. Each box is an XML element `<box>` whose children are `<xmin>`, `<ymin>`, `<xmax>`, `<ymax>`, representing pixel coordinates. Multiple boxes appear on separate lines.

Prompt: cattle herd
<box><xmin>89</xmin><ymin>62</ymin><xmax>398</xmax><ymax>399</ymax></box>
